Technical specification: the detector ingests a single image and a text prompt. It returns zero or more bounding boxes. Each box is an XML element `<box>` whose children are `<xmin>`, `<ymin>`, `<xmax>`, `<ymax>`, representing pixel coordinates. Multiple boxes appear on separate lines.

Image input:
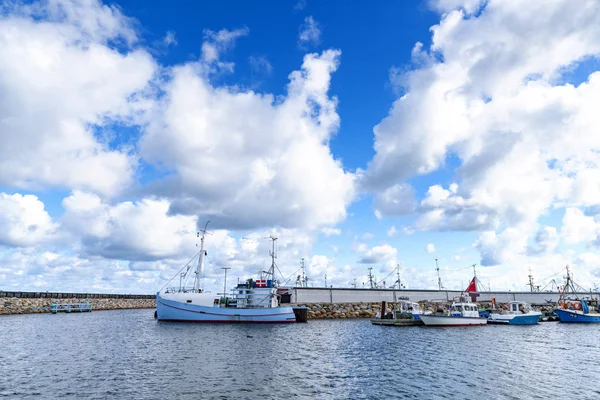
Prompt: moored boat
<box><xmin>555</xmin><ymin>300</ymin><xmax>600</xmax><ymax>323</ymax></box>
<box><xmin>156</xmin><ymin>225</ymin><xmax>296</xmax><ymax>324</ymax></box>
<box><xmin>554</xmin><ymin>266</ymin><xmax>600</xmax><ymax>323</ymax></box>
<box><xmin>487</xmin><ymin>301</ymin><xmax>541</xmax><ymax>325</ymax></box>
<box><xmin>420</xmin><ymin>299</ymin><xmax>487</xmax><ymax>327</ymax></box>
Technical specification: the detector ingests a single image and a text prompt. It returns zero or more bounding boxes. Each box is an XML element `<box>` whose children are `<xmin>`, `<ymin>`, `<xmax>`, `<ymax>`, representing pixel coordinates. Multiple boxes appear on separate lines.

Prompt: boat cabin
<box><xmin>450</xmin><ymin>302</ymin><xmax>480</xmax><ymax>318</ymax></box>
<box><xmin>392</xmin><ymin>300</ymin><xmax>422</xmax><ymax>319</ymax></box>
<box><xmin>217</xmin><ymin>279</ymin><xmax>279</xmax><ymax>309</ymax></box>
<box><xmin>508</xmin><ymin>301</ymin><xmax>531</xmax><ymax>314</ymax></box>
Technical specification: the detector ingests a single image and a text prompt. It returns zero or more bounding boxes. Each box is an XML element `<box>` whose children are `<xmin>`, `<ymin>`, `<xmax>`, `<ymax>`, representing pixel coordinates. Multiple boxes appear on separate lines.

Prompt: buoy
<box><xmin>574</xmin><ymin>302</ymin><xmax>581</xmax><ymax>310</ymax></box>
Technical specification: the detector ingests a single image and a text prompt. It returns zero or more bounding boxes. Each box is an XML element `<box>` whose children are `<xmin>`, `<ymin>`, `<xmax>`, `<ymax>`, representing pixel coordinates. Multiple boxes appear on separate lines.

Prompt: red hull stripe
<box><xmin>158</xmin><ymin>300</ymin><xmax>296</xmax><ymax>318</ymax></box>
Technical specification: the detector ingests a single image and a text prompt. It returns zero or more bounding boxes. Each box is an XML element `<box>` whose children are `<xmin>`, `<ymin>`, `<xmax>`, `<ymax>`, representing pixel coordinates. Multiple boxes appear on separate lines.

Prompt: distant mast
<box><xmin>268</xmin><ymin>234</ymin><xmax>278</xmax><ymax>285</ymax></box>
<box><xmin>194</xmin><ymin>221</ymin><xmax>210</xmax><ymax>293</ymax></box>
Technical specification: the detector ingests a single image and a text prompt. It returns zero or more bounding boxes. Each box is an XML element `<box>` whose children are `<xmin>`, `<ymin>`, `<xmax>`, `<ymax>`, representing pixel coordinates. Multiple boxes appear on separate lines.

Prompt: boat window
<box><xmin>186</xmin><ymin>300</ymin><xmax>192</xmax><ymax>303</ymax></box>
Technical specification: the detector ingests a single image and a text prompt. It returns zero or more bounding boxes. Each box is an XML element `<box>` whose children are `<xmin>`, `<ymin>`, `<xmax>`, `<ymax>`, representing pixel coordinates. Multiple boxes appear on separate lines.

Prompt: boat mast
<box><xmin>268</xmin><ymin>234</ymin><xmax>278</xmax><ymax>283</ymax></box>
<box><xmin>435</xmin><ymin>258</ymin><xmax>443</xmax><ymax>290</ymax></box>
<box><xmin>194</xmin><ymin>221</ymin><xmax>210</xmax><ymax>293</ymax></box>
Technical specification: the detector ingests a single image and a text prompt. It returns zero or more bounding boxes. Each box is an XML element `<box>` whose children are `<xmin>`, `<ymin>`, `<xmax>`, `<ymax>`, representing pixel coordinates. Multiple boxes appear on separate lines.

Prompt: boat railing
<box><xmin>164</xmin><ymin>287</ymin><xmax>206</xmax><ymax>294</ymax></box>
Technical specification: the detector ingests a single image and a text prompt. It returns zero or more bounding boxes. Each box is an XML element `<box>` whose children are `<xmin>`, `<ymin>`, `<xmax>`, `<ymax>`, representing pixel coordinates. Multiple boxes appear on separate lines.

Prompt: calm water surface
<box><xmin>1</xmin><ymin>310</ymin><xmax>599</xmax><ymax>399</ymax></box>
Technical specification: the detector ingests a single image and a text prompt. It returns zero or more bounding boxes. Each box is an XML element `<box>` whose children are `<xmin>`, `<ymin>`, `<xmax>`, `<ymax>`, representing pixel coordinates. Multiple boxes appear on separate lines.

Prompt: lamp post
<box><xmin>221</xmin><ymin>267</ymin><xmax>231</xmax><ymax>297</ymax></box>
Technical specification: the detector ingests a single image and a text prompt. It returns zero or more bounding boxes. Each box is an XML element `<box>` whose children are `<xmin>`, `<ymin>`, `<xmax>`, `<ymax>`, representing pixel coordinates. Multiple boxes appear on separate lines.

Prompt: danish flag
<box><xmin>256</xmin><ymin>279</ymin><xmax>267</xmax><ymax>288</ymax></box>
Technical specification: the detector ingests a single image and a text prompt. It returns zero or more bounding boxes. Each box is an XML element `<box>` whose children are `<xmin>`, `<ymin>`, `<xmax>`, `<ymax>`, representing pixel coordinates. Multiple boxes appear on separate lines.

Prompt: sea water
<box><xmin>1</xmin><ymin>309</ymin><xmax>599</xmax><ymax>399</ymax></box>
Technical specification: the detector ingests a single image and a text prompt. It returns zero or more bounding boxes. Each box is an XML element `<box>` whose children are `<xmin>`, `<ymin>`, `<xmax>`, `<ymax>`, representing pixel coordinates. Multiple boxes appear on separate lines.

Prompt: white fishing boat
<box><xmin>488</xmin><ymin>301</ymin><xmax>541</xmax><ymax>325</ymax></box>
<box><xmin>376</xmin><ymin>299</ymin><xmax>427</xmax><ymax>320</ymax></box>
<box><xmin>155</xmin><ymin>224</ymin><xmax>296</xmax><ymax>324</ymax></box>
<box><xmin>420</xmin><ymin>298</ymin><xmax>487</xmax><ymax>327</ymax></box>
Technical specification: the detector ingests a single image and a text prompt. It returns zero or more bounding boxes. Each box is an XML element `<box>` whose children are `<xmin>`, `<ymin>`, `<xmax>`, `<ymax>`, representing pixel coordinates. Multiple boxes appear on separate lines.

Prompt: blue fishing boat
<box><xmin>488</xmin><ymin>301</ymin><xmax>541</xmax><ymax>325</ymax></box>
<box><xmin>554</xmin><ymin>266</ymin><xmax>600</xmax><ymax>323</ymax></box>
<box><xmin>555</xmin><ymin>301</ymin><xmax>600</xmax><ymax>323</ymax></box>
<box><xmin>156</xmin><ymin>224</ymin><xmax>295</xmax><ymax>324</ymax></box>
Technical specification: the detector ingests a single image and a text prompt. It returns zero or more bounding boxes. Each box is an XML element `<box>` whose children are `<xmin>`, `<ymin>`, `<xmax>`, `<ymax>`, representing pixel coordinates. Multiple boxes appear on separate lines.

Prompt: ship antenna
<box><xmin>435</xmin><ymin>258</ymin><xmax>444</xmax><ymax>290</ymax></box>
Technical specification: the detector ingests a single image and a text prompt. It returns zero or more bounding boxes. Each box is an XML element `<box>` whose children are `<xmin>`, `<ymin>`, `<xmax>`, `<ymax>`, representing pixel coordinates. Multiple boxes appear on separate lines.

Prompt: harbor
<box><xmin>2</xmin><ymin>308</ymin><xmax>599</xmax><ymax>399</ymax></box>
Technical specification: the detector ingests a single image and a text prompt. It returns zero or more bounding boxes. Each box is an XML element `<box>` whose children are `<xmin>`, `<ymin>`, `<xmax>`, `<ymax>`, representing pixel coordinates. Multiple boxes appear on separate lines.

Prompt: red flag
<box><xmin>256</xmin><ymin>279</ymin><xmax>267</xmax><ymax>288</ymax></box>
<box><xmin>465</xmin><ymin>277</ymin><xmax>477</xmax><ymax>293</ymax></box>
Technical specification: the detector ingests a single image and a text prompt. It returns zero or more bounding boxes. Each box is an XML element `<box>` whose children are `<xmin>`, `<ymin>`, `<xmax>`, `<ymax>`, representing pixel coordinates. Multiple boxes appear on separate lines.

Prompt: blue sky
<box><xmin>1</xmin><ymin>0</ymin><xmax>600</xmax><ymax>293</ymax></box>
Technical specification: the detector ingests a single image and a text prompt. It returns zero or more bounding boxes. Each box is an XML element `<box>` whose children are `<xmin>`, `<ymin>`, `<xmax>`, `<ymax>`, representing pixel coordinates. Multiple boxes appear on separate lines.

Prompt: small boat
<box><xmin>371</xmin><ymin>299</ymin><xmax>426</xmax><ymax>326</ymax></box>
<box><xmin>554</xmin><ymin>266</ymin><xmax>600</xmax><ymax>323</ymax></box>
<box><xmin>376</xmin><ymin>299</ymin><xmax>427</xmax><ymax>320</ymax></box>
<box><xmin>487</xmin><ymin>301</ymin><xmax>541</xmax><ymax>325</ymax></box>
<box><xmin>420</xmin><ymin>298</ymin><xmax>487</xmax><ymax>327</ymax></box>
<box><xmin>555</xmin><ymin>300</ymin><xmax>600</xmax><ymax>323</ymax></box>
<box><xmin>156</xmin><ymin>226</ymin><xmax>296</xmax><ymax>324</ymax></box>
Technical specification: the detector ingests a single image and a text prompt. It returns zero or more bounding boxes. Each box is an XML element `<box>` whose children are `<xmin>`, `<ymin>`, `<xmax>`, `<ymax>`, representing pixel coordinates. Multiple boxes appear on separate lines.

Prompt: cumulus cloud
<box><xmin>0</xmin><ymin>0</ymin><xmax>156</xmax><ymax>197</ymax></box>
<box><xmin>357</xmin><ymin>244</ymin><xmax>397</xmax><ymax>265</ymax></box>
<box><xmin>141</xmin><ymin>49</ymin><xmax>355</xmax><ymax>230</ymax></box>
<box><xmin>61</xmin><ymin>191</ymin><xmax>199</xmax><ymax>261</ymax></box>
<box><xmin>561</xmin><ymin>208</ymin><xmax>599</xmax><ymax>245</ymax></box>
<box><xmin>298</xmin><ymin>16</ymin><xmax>321</xmax><ymax>47</ymax></box>
<box><xmin>527</xmin><ymin>226</ymin><xmax>559</xmax><ymax>256</ymax></box>
<box><xmin>360</xmin><ymin>0</ymin><xmax>600</xmax><ymax>266</ymax></box>
<box><xmin>0</xmin><ymin>193</ymin><xmax>58</xmax><ymax>247</ymax></box>
<box><xmin>426</xmin><ymin>243</ymin><xmax>436</xmax><ymax>253</ymax></box>
<box><xmin>373</xmin><ymin>183</ymin><xmax>416</xmax><ymax>216</ymax></box>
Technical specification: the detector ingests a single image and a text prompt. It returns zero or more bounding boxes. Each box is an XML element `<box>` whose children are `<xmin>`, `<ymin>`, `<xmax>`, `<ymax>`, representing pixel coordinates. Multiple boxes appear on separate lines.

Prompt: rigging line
<box><xmin>377</xmin><ymin>268</ymin><xmax>397</xmax><ymax>286</ymax></box>
<box><xmin>282</xmin><ymin>266</ymin><xmax>304</xmax><ymax>285</ymax></box>
<box><xmin>442</xmin><ymin>266</ymin><xmax>473</xmax><ymax>272</ymax></box>
<box><xmin>159</xmin><ymin>250</ymin><xmax>202</xmax><ymax>292</ymax></box>
<box><xmin>537</xmin><ymin>270</ymin><xmax>563</xmax><ymax>283</ymax></box>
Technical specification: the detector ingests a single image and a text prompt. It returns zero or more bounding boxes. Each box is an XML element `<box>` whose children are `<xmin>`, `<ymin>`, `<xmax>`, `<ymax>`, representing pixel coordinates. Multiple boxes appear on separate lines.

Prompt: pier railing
<box><xmin>0</xmin><ymin>291</ymin><xmax>155</xmax><ymax>299</ymax></box>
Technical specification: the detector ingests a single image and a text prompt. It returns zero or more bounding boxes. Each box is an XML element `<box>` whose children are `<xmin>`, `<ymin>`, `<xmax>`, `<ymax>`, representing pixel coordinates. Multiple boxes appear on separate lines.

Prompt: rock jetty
<box><xmin>0</xmin><ymin>297</ymin><xmax>155</xmax><ymax>315</ymax></box>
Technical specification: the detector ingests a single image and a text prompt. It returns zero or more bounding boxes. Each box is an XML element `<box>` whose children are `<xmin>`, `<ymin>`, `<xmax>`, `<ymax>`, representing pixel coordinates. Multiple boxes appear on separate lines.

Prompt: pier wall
<box><xmin>0</xmin><ymin>292</ymin><xmax>155</xmax><ymax>315</ymax></box>
<box><xmin>291</xmin><ymin>288</ymin><xmax>600</xmax><ymax>305</ymax></box>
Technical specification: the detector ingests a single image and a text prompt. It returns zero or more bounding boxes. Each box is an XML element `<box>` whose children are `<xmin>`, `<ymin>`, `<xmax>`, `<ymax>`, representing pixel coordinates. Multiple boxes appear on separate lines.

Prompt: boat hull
<box><xmin>488</xmin><ymin>313</ymin><xmax>541</xmax><ymax>325</ymax></box>
<box><xmin>555</xmin><ymin>309</ymin><xmax>600</xmax><ymax>323</ymax></box>
<box><xmin>156</xmin><ymin>295</ymin><xmax>296</xmax><ymax>323</ymax></box>
<box><xmin>420</xmin><ymin>315</ymin><xmax>487</xmax><ymax>326</ymax></box>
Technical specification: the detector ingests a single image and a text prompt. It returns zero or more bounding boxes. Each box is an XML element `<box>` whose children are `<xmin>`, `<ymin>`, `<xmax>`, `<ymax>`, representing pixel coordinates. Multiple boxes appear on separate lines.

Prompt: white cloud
<box><xmin>0</xmin><ymin>193</ymin><xmax>58</xmax><ymax>247</ymax></box>
<box><xmin>527</xmin><ymin>226</ymin><xmax>559</xmax><ymax>256</ymax></box>
<box><xmin>357</xmin><ymin>243</ymin><xmax>397</xmax><ymax>265</ymax></box>
<box><xmin>61</xmin><ymin>191</ymin><xmax>199</xmax><ymax>261</ymax></box>
<box><xmin>201</xmin><ymin>26</ymin><xmax>248</xmax><ymax>70</ymax></box>
<box><xmin>373</xmin><ymin>183</ymin><xmax>416</xmax><ymax>216</ymax></box>
<box><xmin>321</xmin><ymin>227</ymin><xmax>341</xmax><ymax>237</ymax></box>
<box><xmin>561</xmin><ymin>208</ymin><xmax>599</xmax><ymax>245</ymax></box>
<box><xmin>298</xmin><ymin>16</ymin><xmax>321</xmax><ymax>47</ymax></box>
<box><xmin>387</xmin><ymin>225</ymin><xmax>398</xmax><ymax>237</ymax></box>
<box><xmin>426</xmin><ymin>243</ymin><xmax>436</xmax><ymax>253</ymax></box>
<box><xmin>163</xmin><ymin>31</ymin><xmax>177</xmax><ymax>46</ymax></box>
<box><xmin>294</xmin><ymin>0</ymin><xmax>307</xmax><ymax>11</ymax></box>
<box><xmin>141</xmin><ymin>49</ymin><xmax>355</xmax><ymax>230</ymax></box>
<box><xmin>0</xmin><ymin>0</ymin><xmax>156</xmax><ymax>197</ymax></box>
<box><xmin>248</xmin><ymin>55</ymin><xmax>273</xmax><ymax>75</ymax></box>
<box><xmin>361</xmin><ymin>0</ymin><xmax>600</xmax><ymax>267</ymax></box>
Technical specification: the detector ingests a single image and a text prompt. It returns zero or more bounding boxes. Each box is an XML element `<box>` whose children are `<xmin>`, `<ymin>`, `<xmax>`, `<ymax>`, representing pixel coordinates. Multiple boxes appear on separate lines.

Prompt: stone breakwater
<box><xmin>0</xmin><ymin>297</ymin><xmax>156</xmax><ymax>315</ymax></box>
<box><xmin>295</xmin><ymin>302</ymin><xmax>384</xmax><ymax>319</ymax></box>
<box><xmin>294</xmin><ymin>301</ymin><xmax>559</xmax><ymax>320</ymax></box>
